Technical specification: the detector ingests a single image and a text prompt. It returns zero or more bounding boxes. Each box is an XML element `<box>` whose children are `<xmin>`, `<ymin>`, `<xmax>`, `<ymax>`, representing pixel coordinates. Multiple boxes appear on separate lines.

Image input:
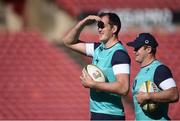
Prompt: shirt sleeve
<box><xmin>85</xmin><ymin>43</ymin><xmax>101</xmax><ymax>56</ymax></box>
<box><xmin>112</xmin><ymin>50</ymin><xmax>131</xmax><ymax>74</ymax></box>
<box><xmin>85</xmin><ymin>43</ymin><xmax>94</xmax><ymax>56</ymax></box>
<box><xmin>154</xmin><ymin>65</ymin><xmax>176</xmax><ymax>90</ymax></box>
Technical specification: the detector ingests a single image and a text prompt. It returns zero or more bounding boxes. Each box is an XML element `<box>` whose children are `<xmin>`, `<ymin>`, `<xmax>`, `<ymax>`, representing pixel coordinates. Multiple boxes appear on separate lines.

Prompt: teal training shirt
<box><xmin>132</xmin><ymin>60</ymin><xmax>169</xmax><ymax>120</ymax></box>
<box><xmin>90</xmin><ymin>42</ymin><xmax>128</xmax><ymax>116</ymax></box>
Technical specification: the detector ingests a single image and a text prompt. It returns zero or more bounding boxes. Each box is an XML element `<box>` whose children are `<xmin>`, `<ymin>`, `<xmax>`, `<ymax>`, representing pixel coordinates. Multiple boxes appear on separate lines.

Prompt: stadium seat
<box><xmin>0</xmin><ymin>31</ymin><xmax>89</xmax><ymax>120</ymax></box>
<box><xmin>55</xmin><ymin>0</ymin><xmax>180</xmax><ymax>17</ymax></box>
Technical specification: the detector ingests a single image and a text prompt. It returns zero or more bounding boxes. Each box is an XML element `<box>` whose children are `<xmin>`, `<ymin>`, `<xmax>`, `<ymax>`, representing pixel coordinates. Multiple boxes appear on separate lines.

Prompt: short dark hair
<box><xmin>98</xmin><ymin>12</ymin><xmax>121</xmax><ymax>37</ymax></box>
<box><xmin>143</xmin><ymin>45</ymin><xmax>157</xmax><ymax>55</ymax></box>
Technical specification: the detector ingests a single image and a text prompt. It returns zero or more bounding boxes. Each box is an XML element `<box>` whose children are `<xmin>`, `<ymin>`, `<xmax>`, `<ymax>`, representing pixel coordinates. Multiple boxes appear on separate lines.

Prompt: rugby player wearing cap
<box><xmin>63</xmin><ymin>12</ymin><xmax>131</xmax><ymax>120</ymax></box>
<box><xmin>127</xmin><ymin>33</ymin><xmax>179</xmax><ymax>120</ymax></box>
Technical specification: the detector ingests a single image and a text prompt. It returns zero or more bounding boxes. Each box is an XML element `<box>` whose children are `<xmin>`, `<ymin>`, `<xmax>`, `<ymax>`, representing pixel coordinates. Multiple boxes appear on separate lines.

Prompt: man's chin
<box><xmin>100</xmin><ymin>39</ymin><xmax>108</xmax><ymax>43</ymax></box>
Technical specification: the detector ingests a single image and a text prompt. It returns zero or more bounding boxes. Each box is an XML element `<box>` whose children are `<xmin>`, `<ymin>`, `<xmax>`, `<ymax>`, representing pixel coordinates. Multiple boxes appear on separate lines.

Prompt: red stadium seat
<box><xmin>0</xmin><ymin>31</ymin><xmax>89</xmax><ymax>120</ymax></box>
<box><xmin>0</xmin><ymin>31</ymin><xmax>179</xmax><ymax>119</ymax></box>
<box><xmin>55</xmin><ymin>0</ymin><xmax>180</xmax><ymax>17</ymax></box>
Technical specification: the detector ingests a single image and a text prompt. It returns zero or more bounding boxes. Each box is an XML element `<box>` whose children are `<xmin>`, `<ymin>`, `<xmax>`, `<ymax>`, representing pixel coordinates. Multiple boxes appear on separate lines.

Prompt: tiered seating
<box><xmin>56</xmin><ymin>0</ymin><xmax>180</xmax><ymax>17</ymax></box>
<box><xmin>0</xmin><ymin>30</ymin><xmax>179</xmax><ymax>120</ymax></box>
<box><xmin>0</xmin><ymin>31</ymin><xmax>89</xmax><ymax>120</ymax></box>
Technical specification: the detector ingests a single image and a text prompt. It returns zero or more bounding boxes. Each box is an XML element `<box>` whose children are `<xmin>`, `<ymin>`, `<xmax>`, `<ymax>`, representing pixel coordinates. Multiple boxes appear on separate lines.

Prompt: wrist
<box><xmin>147</xmin><ymin>92</ymin><xmax>153</xmax><ymax>100</ymax></box>
<box><xmin>79</xmin><ymin>18</ymin><xmax>88</xmax><ymax>25</ymax></box>
<box><xmin>90</xmin><ymin>80</ymin><xmax>96</xmax><ymax>89</ymax></box>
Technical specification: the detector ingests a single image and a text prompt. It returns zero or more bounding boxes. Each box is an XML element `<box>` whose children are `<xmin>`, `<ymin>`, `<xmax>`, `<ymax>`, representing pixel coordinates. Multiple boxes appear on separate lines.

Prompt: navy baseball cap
<box><xmin>127</xmin><ymin>33</ymin><xmax>158</xmax><ymax>49</ymax></box>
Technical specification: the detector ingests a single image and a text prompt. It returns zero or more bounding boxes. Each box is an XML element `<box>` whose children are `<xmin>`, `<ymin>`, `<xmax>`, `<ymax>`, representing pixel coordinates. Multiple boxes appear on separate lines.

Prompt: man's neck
<box><xmin>105</xmin><ymin>37</ymin><xmax>118</xmax><ymax>48</ymax></box>
<box><xmin>140</xmin><ymin>55</ymin><xmax>156</xmax><ymax>68</ymax></box>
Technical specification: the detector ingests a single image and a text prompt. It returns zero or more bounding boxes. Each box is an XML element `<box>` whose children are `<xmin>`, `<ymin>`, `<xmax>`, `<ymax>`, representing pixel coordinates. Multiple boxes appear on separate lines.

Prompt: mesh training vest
<box><xmin>132</xmin><ymin>60</ymin><xmax>169</xmax><ymax>120</ymax></box>
<box><xmin>90</xmin><ymin>42</ymin><xmax>127</xmax><ymax>116</ymax></box>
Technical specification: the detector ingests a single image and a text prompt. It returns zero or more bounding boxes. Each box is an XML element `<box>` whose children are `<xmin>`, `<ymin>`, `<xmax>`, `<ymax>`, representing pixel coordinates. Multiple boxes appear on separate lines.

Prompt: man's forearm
<box><xmin>63</xmin><ymin>20</ymin><xmax>86</xmax><ymax>46</ymax></box>
<box><xmin>149</xmin><ymin>87</ymin><xmax>179</xmax><ymax>103</ymax></box>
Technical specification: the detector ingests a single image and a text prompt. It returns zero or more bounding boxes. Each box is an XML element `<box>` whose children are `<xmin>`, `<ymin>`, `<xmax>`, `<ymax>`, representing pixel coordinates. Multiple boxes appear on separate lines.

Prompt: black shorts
<box><xmin>91</xmin><ymin>112</ymin><xmax>125</xmax><ymax>120</ymax></box>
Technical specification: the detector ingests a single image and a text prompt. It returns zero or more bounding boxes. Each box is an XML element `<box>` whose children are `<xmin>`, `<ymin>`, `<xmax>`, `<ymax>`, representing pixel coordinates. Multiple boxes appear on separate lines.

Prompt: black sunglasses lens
<box><xmin>97</xmin><ymin>21</ymin><xmax>104</xmax><ymax>29</ymax></box>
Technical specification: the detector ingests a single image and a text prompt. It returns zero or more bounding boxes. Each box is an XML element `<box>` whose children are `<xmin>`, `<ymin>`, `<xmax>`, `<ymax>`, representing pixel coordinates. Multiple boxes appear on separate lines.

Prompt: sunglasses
<box><xmin>97</xmin><ymin>21</ymin><xmax>105</xmax><ymax>29</ymax></box>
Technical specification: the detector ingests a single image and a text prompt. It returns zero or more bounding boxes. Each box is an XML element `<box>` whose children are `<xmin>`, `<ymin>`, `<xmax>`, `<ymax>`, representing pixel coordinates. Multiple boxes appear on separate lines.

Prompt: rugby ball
<box><xmin>83</xmin><ymin>64</ymin><xmax>106</xmax><ymax>82</ymax></box>
<box><xmin>139</xmin><ymin>80</ymin><xmax>160</xmax><ymax>112</ymax></box>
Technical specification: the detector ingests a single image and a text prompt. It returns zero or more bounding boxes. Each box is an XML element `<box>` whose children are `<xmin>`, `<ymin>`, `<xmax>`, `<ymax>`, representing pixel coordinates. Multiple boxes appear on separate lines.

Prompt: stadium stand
<box><xmin>1</xmin><ymin>30</ymin><xmax>179</xmax><ymax>120</ymax></box>
<box><xmin>0</xmin><ymin>31</ymin><xmax>89</xmax><ymax>120</ymax></box>
<box><xmin>0</xmin><ymin>0</ymin><xmax>180</xmax><ymax>120</ymax></box>
<box><xmin>56</xmin><ymin>0</ymin><xmax>180</xmax><ymax>17</ymax></box>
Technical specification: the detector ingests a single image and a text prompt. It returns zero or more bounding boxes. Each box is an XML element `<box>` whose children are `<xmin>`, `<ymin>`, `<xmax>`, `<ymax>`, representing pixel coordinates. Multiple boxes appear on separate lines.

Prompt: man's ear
<box><xmin>147</xmin><ymin>46</ymin><xmax>152</xmax><ymax>53</ymax></box>
<box><xmin>112</xmin><ymin>25</ymin><xmax>118</xmax><ymax>34</ymax></box>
